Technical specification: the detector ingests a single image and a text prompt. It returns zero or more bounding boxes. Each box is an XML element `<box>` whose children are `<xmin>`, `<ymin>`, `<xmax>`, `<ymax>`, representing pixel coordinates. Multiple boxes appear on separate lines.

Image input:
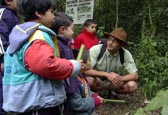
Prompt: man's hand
<box><xmin>106</xmin><ymin>72</ymin><xmax>123</xmax><ymax>88</ymax></box>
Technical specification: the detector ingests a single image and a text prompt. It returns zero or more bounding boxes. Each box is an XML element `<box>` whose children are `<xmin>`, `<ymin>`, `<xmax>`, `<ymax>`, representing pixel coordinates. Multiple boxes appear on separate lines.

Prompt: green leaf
<box><xmin>144</xmin><ymin>90</ymin><xmax>168</xmax><ymax>111</ymax></box>
<box><xmin>134</xmin><ymin>108</ymin><xmax>146</xmax><ymax>115</ymax></box>
<box><xmin>162</xmin><ymin>105</ymin><xmax>168</xmax><ymax>115</ymax></box>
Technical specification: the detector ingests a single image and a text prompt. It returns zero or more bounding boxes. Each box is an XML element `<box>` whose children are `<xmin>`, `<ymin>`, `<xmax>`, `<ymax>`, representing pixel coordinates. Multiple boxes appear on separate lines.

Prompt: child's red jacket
<box><xmin>74</xmin><ymin>29</ymin><xmax>99</xmax><ymax>50</ymax></box>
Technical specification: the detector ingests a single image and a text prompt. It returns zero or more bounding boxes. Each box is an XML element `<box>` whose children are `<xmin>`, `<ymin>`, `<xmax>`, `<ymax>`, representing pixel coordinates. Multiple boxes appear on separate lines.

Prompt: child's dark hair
<box><xmin>0</xmin><ymin>0</ymin><xmax>6</xmax><ymax>5</ymax></box>
<box><xmin>84</xmin><ymin>19</ymin><xmax>97</xmax><ymax>27</ymax></box>
<box><xmin>82</xmin><ymin>50</ymin><xmax>89</xmax><ymax>63</ymax></box>
<box><xmin>17</xmin><ymin>0</ymin><xmax>56</xmax><ymax>21</ymax></box>
<box><xmin>51</xmin><ymin>12</ymin><xmax>73</xmax><ymax>34</ymax></box>
<box><xmin>73</xmin><ymin>49</ymin><xmax>89</xmax><ymax>63</ymax></box>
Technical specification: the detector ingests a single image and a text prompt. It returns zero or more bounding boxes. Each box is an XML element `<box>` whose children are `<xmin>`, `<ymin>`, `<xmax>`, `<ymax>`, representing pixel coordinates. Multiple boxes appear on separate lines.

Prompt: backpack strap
<box><xmin>0</xmin><ymin>8</ymin><xmax>5</xmax><ymax>55</ymax></box>
<box><xmin>97</xmin><ymin>43</ymin><xmax>107</xmax><ymax>61</ymax></box>
<box><xmin>119</xmin><ymin>48</ymin><xmax>124</xmax><ymax>65</ymax></box>
<box><xmin>0</xmin><ymin>8</ymin><xmax>5</xmax><ymax>21</ymax></box>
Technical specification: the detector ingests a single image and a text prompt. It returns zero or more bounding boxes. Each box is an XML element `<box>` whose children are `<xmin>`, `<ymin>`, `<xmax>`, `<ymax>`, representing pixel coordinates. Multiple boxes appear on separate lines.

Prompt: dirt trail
<box><xmin>95</xmin><ymin>89</ymin><xmax>146</xmax><ymax>115</ymax></box>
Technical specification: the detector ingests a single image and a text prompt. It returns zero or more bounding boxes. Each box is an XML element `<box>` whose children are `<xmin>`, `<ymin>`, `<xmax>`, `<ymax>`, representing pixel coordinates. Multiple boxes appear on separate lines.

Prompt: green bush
<box><xmin>133</xmin><ymin>35</ymin><xmax>168</xmax><ymax>98</ymax></box>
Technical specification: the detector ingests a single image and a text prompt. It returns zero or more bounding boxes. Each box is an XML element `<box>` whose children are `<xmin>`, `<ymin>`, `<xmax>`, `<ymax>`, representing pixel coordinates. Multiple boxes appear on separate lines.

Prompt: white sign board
<box><xmin>66</xmin><ymin>0</ymin><xmax>94</xmax><ymax>24</ymax></box>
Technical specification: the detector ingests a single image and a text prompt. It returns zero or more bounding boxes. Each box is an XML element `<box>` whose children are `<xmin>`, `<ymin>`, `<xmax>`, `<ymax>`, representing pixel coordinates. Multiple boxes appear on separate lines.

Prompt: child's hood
<box><xmin>8</xmin><ymin>22</ymin><xmax>56</xmax><ymax>55</ymax></box>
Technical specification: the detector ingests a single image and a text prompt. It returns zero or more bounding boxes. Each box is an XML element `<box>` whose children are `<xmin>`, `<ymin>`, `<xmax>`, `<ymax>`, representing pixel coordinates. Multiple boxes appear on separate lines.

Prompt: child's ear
<box><xmin>5</xmin><ymin>0</ymin><xmax>13</xmax><ymax>5</ymax></box>
<box><xmin>35</xmin><ymin>11</ymin><xmax>42</xmax><ymax>18</ymax></box>
<box><xmin>59</xmin><ymin>26</ymin><xmax>65</xmax><ymax>34</ymax></box>
<box><xmin>84</xmin><ymin>26</ymin><xmax>88</xmax><ymax>29</ymax></box>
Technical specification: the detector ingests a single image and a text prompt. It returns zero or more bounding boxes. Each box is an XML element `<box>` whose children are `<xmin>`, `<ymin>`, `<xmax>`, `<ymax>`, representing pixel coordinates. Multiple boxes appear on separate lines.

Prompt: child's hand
<box><xmin>97</xmin><ymin>96</ymin><xmax>104</xmax><ymax>104</ymax></box>
<box><xmin>92</xmin><ymin>93</ymin><xmax>104</xmax><ymax>107</ymax></box>
<box><xmin>77</xmin><ymin>60</ymin><xmax>84</xmax><ymax>68</ymax></box>
<box><xmin>80</xmin><ymin>61</ymin><xmax>91</xmax><ymax>73</ymax></box>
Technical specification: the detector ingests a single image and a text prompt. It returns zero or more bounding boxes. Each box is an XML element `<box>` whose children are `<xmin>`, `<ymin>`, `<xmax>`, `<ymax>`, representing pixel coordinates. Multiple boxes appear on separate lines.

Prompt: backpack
<box><xmin>97</xmin><ymin>38</ymin><xmax>124</xmax><ymax>65</ymax></box>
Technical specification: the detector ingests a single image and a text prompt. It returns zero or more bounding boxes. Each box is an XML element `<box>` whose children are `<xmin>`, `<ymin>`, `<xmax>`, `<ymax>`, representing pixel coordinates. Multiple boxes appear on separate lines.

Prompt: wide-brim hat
<box><xmin>104</xmin><ymin>28</ymin><xmax>127</xmax><ymax>45</ymax></box>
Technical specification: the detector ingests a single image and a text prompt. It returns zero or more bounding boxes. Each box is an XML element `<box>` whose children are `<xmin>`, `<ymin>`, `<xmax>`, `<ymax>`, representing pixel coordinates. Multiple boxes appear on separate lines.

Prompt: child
<box><xmin>74</xmin><ymin>19</ymin><xmax>99</xmax><ymax>50</ymax></box>
<box><xmin>51</xmin><ymin>13</ymin><xmax>103</xmax><ymax>115</ymax></box>
<box><xmin>51</xmin><ymin>12</ymin><xmax>78</xmax><ymax>94</ymax></box>
<box><xmin>2</xmin><ymin>0</ymin><xmax>81</xmax><ymax>114</ymax></box>
<box><xmin>0</xmin><ymin>0</ymin><xmax>18</xmax><ymax>114</ymax></box>
<box><xmin>66</xmin><ymin>49</ymin><xmax>104</xmax><ymax>115</ymax></box>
